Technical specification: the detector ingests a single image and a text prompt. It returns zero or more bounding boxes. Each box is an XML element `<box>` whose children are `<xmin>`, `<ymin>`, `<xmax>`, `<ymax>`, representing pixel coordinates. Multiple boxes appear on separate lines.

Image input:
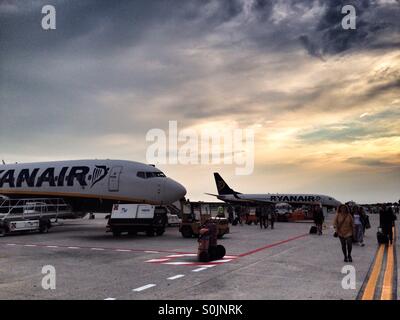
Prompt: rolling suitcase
<box><xmin>377</xmin><ymin>227</ymin><xmax>388</xmax><ymax>244</ymax></box>
<box><xmin>309</xmin><ymin>226</ymin><xmax>317</xmax><ymax>234</ymax></box>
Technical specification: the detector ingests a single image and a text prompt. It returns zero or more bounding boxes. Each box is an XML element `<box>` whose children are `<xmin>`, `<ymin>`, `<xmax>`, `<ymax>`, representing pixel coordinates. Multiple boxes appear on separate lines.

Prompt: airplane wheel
<box><xmin>39</xmin><ymin>225</ymin><xmax>49</xmax><ymax>234</ymax></box>
<box><xmin>0</xmin><ymin>228</ymin><xmax>6</xmax><ymax>237</ymax></box>
<box><xmin>39</xmin><ymin>220</ymin><xmax>50</xmax><ymax>233</ymax></box>
<box><xmin>112</xmin><ymin>230</ymin><xmax>121</xmax><ymax>237</ymax></box>
<box><xmin>146</xmin><ymin>230</ymin><xmax>155</xmax><ymax>237</ymax></box>
<box><xmin>156</xmin><ymin>228</ymin><xmax>165</xmax><ymax>236</ymax></box>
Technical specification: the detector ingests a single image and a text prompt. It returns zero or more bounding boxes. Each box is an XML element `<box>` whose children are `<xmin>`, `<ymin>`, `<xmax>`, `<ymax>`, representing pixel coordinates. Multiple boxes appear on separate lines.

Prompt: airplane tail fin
<box><xmin>214</xmin><ymin>172</ymin><xmax>236</xmax><ymax>195</ymax></box>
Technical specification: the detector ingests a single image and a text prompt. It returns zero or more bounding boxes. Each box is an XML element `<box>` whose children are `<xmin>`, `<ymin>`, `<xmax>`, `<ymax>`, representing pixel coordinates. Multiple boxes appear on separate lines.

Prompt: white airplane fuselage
<box><xmin>0</xmin><ymin>160</ymin><xmax>186</xmax><ymax>213</ymax></box>
<box><xmin>217</xmin><ymin>193</ymin><xmax>341</xmax><ymax>207</ymax></box>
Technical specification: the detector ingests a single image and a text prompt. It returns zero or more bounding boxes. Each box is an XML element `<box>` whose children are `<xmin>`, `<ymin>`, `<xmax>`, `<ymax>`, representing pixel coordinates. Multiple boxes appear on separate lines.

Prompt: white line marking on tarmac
<box><xmin>167</xmin><ymin>274</ymin><xmax>185</xmax><ymax>280</ymax></box>
<box><xmin>145</xmin><ymin>251</ymin><xmax>160</xmax><ymax>254</ymax></box>
<box><xmin>163</xmin><ymin>261</ymin><xmax>193</xmax><ymax>265</ymax></box>
<box><xmin>132</xmin><ymin>284</ymin><xmax>156</xmax><ymax>292</ymax></box>
<box><xmin>145</xmin><ymin>258</ymin><xmax>170</xmax><ymax>263</ymax></box>
<box><xmin>6</xmin><ymin>244</ymin><xmax>16</xmax><ymax>246</ymax></box>
<box><xmin>68</xmin><ymin>247</ymin><xmax>79</xmax><ymax>249</ymax></box>
<box><xmin>212</xmin><ymin>259</ymin><xmax>232</xmax><ymax>263</ymax></box>
<box><xmin>166</xmin><ymin>253</ymin><xmax>197</xmax><ymax>258</ymax></box>
<box><xmin>104</xmin><ymin>298</ymin><xmax>116</xmax><ymax>300</ymax></box>
<box><xmin>200</xmin><ymin>265</ymin><xmax>216</xmax><ymax>268</ymax></box>
<box><xmin>91</xmin><ymin>248</ymin><xmax>105</xmax><ymax>251</ymax></box>
<box><xmin>192</xmin><ymin>267</ymin><xmax>208</xmax><ymax>272</ymax></box>
<box><xmin>116</xmin><ymin>249</ymin><xmax>131</xmax><ymax>252</ymax></box>
<box><xmin>24</xmin><ymin>244</ymin><xmax>37</xmax><ymax>247</ymax></box>
<box><xmin>46</xmin><ymin>246</ymin><xmax>59</xmax><ymax>248</ymax></box>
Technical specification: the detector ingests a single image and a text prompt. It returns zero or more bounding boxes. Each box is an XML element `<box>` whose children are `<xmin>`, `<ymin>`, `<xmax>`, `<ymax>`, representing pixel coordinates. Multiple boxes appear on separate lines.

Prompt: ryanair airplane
<box><xmin>0</xmin><ymin>160</ymin><xmax>186</xmax><ymax>213</ymax></box>
<box><xmin>207</xmin><ymin>173</ymin><xmax>341</xmax><ymax>208</ymax></box>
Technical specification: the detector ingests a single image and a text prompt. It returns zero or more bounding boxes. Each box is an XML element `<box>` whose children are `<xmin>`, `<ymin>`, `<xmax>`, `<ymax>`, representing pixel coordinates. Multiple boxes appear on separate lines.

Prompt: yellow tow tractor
<box><xmin>179</xmin><ymin>205</ymin><xmax>229</xmax><ymax>239</ymax></box>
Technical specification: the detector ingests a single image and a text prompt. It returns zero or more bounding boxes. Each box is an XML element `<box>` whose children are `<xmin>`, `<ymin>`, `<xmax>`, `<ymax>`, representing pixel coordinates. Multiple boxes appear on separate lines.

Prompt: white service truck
<box><xmin>106</xmin><ymin>204</ymin><xmax>168</xmax><ymax>237</ymax></box>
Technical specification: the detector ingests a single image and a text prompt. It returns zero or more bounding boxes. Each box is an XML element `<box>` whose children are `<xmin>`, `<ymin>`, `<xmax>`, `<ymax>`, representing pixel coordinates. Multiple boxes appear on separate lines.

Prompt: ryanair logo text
<box><xmin>0</xmin><ymin>166</ymin><xmax>109</xmax><ymax>189</ymax></box>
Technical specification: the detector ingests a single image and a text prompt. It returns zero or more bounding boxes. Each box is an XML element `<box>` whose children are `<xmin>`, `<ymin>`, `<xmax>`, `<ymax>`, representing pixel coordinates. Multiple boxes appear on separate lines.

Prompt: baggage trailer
<box><xmin>0</xmin><ymin>198</ymin><xmax>73</xmax><ymax>237</ymax></box>
<box><xmin>106</xmin><ymin>204</ymin><xmax>168</xmax><ymax>237</ymax></box>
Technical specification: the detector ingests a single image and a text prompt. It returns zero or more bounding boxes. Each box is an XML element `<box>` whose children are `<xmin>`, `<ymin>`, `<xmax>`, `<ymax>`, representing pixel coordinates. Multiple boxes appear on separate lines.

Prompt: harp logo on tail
<box><xmin>90</xmin><ymin>166</ymin><xmax>110</xmax><ymax>188</ymax></box>
<box><xmin>217</xmin><ymin>180</ymin><xmax>226</xmax><ymax>191</ymax></box>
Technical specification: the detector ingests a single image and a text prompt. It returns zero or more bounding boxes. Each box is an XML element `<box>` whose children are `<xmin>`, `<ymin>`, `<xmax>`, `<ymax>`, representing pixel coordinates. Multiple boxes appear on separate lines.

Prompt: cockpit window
<box><xmin>145</xmin><ymin>172</ymin><xmax>155</xmax><ymax>178</ymax></box>
<box><xmin>137</xmin><ymin>171</ymin><xmax>166</xmax><ymax>179</ymax></box>
<box><xmin>153</xmin><ymin>172</ymin><xmax>166</xmax><ymax>177</ymax></box>
<box><xmin>137</xmin><ymin>172</ymin><xmax>145</xmax><ymax>179</ymax></box>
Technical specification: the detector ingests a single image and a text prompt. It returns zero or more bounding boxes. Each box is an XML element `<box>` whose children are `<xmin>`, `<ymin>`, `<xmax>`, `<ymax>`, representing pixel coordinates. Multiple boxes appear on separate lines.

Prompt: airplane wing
<box><xmin>232</xmin><ymin>194</ymin><xmax>274</xmax><ymax>204</ymax></box>
<box><xmin>204</xmin><ymin>193</ymin><xmax>219</xmax><ymax>197</ymax></box>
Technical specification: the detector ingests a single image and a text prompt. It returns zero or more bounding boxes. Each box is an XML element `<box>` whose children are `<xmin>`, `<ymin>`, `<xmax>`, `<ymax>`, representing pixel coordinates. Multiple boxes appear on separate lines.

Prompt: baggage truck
<box><xmin>106</xmin><ymin>204</ymin><xmax>168</xmax><ymax>237</ymax></box>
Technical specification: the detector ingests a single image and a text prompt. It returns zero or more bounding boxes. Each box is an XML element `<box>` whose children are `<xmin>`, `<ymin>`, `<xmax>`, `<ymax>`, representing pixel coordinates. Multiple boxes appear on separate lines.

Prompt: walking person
<box><xmin>259</xmin><ymin>206</ymin><xmax>268</xmax><ymax>229</ymax></box>
<box><xmin>227</xmin><ymin>206</ymin><xmax>234</xmax><ymax>224</ymax></box>
<box><xmin>380</xmin><ymin>205</ymin><xmax>396</xmax><ymax>245</ymax></box>
<box><xmin>234</xmin><ymin>206</ymin><xmax>243</xmax><ymax>226</ymax></box>
<box><xmin>352</xmin><ymin>206</ymin><xmax>365</xmax><ymax>246</ymax></box>
<box><xmin>359</xmin><ymin>206</ymin><xmax>370</xmax><ymax>236</ymax></box>
<box><xmin>255</xmin><ymin>206</ymin><xmax>261</xmax><ymax>226</ymax></box>
<box><xmin>313</xmin><ymin>205</ymin><xmax>324</xmax><ymax>235</ymax></box>
<box><xmin>268</xmin><ymin>204</ymin><xmax>275</xmax><ymax>229</ymax></box>
<box><xmin>333</xmin><ymin>204</ymin><xmax>354</xmax><ymax>262</ymax></box>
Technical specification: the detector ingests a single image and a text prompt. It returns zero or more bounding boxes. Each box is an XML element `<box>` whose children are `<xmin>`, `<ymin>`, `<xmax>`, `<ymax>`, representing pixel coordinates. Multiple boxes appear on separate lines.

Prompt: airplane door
<box><xmin>156</xmin><ymin>180</ymin><xmax>165</xmax><ymax>204</ymax></box>
<box><xmin>108</xmin><ymin>166</ymin><xmax>122</xmax><ymax>192</ymax></box>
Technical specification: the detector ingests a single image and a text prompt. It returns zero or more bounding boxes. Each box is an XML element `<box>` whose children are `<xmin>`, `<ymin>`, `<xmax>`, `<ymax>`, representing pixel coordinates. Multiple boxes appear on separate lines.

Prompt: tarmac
<box><xmin>0</xmin><ymin>214</ymin><xmax>398</xmax><ymax>300</ymax></box>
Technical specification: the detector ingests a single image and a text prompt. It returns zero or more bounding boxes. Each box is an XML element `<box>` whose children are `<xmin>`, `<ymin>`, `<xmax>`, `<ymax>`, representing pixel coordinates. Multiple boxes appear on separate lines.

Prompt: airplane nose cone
<box><xmin>164</xmin><ymin>178</ymin><xmax>186</xmax><ymax>203</ymax></box>
<box><xmin>176</xmin><ymin>182</ymin><xmax>187</xmax><ymax>199</ymax></box>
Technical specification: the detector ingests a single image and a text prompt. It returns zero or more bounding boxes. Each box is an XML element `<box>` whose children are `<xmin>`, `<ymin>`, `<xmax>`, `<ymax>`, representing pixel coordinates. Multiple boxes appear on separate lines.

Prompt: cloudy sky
<box><xmin>1</xmin><ymin>0</ymin><xmax>399</xmax><ymax>204</ymax></box>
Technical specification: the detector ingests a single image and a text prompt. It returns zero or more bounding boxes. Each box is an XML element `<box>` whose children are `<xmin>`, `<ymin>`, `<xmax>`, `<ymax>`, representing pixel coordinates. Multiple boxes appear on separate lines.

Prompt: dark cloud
<box><xmin>300</xmin><ymin>0</ymin><xmax>400</xmax><ymax>57</ymax></box>
<box><xmin>0</xmin><ymin>0</ymin><xmax>399</xmax><ymax>156</ymax></box>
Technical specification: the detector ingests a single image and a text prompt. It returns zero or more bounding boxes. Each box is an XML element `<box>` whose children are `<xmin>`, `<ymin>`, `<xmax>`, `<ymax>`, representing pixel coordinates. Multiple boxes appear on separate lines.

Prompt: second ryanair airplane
<box><xmin>207</xmin><ymin>173</ymin><xmax>341</xmax><ymax>208</ymax></box>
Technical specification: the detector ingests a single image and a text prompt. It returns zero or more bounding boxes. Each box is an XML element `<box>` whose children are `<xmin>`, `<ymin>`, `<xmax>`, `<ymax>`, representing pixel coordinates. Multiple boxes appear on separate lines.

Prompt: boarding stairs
<box><xmin>0</xmin><ymin>198</ymin><xmax>73</xmax><ymax>222</ymax></box>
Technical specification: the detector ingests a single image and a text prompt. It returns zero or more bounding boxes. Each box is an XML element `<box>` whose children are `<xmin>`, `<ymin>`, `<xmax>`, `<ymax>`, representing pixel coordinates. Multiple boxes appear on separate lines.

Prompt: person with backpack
<box><xmin>333</xmin><ymin>204</ymin><xmax>354</xmax><ymax>262</ymax></box>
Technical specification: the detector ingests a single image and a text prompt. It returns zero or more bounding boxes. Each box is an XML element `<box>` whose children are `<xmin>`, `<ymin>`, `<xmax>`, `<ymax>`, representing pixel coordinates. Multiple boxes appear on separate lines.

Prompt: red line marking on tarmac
<box><xmin>144</xmin><ymin>233</ymin><xmax>309</xmax><ymax>267</ymax></box>
<box><xmin>237</xmin><ymin>233</ymin><xmax>309</xmax><ymax>258</ymax></box>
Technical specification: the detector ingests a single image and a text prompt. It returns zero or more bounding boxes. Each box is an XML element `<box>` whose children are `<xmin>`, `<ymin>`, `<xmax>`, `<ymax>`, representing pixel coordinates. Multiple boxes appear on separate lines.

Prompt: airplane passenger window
<box><xmin>137</xmin><ymin>172</ymin><xmax>145</xmax><ymax>179</ymax></box>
